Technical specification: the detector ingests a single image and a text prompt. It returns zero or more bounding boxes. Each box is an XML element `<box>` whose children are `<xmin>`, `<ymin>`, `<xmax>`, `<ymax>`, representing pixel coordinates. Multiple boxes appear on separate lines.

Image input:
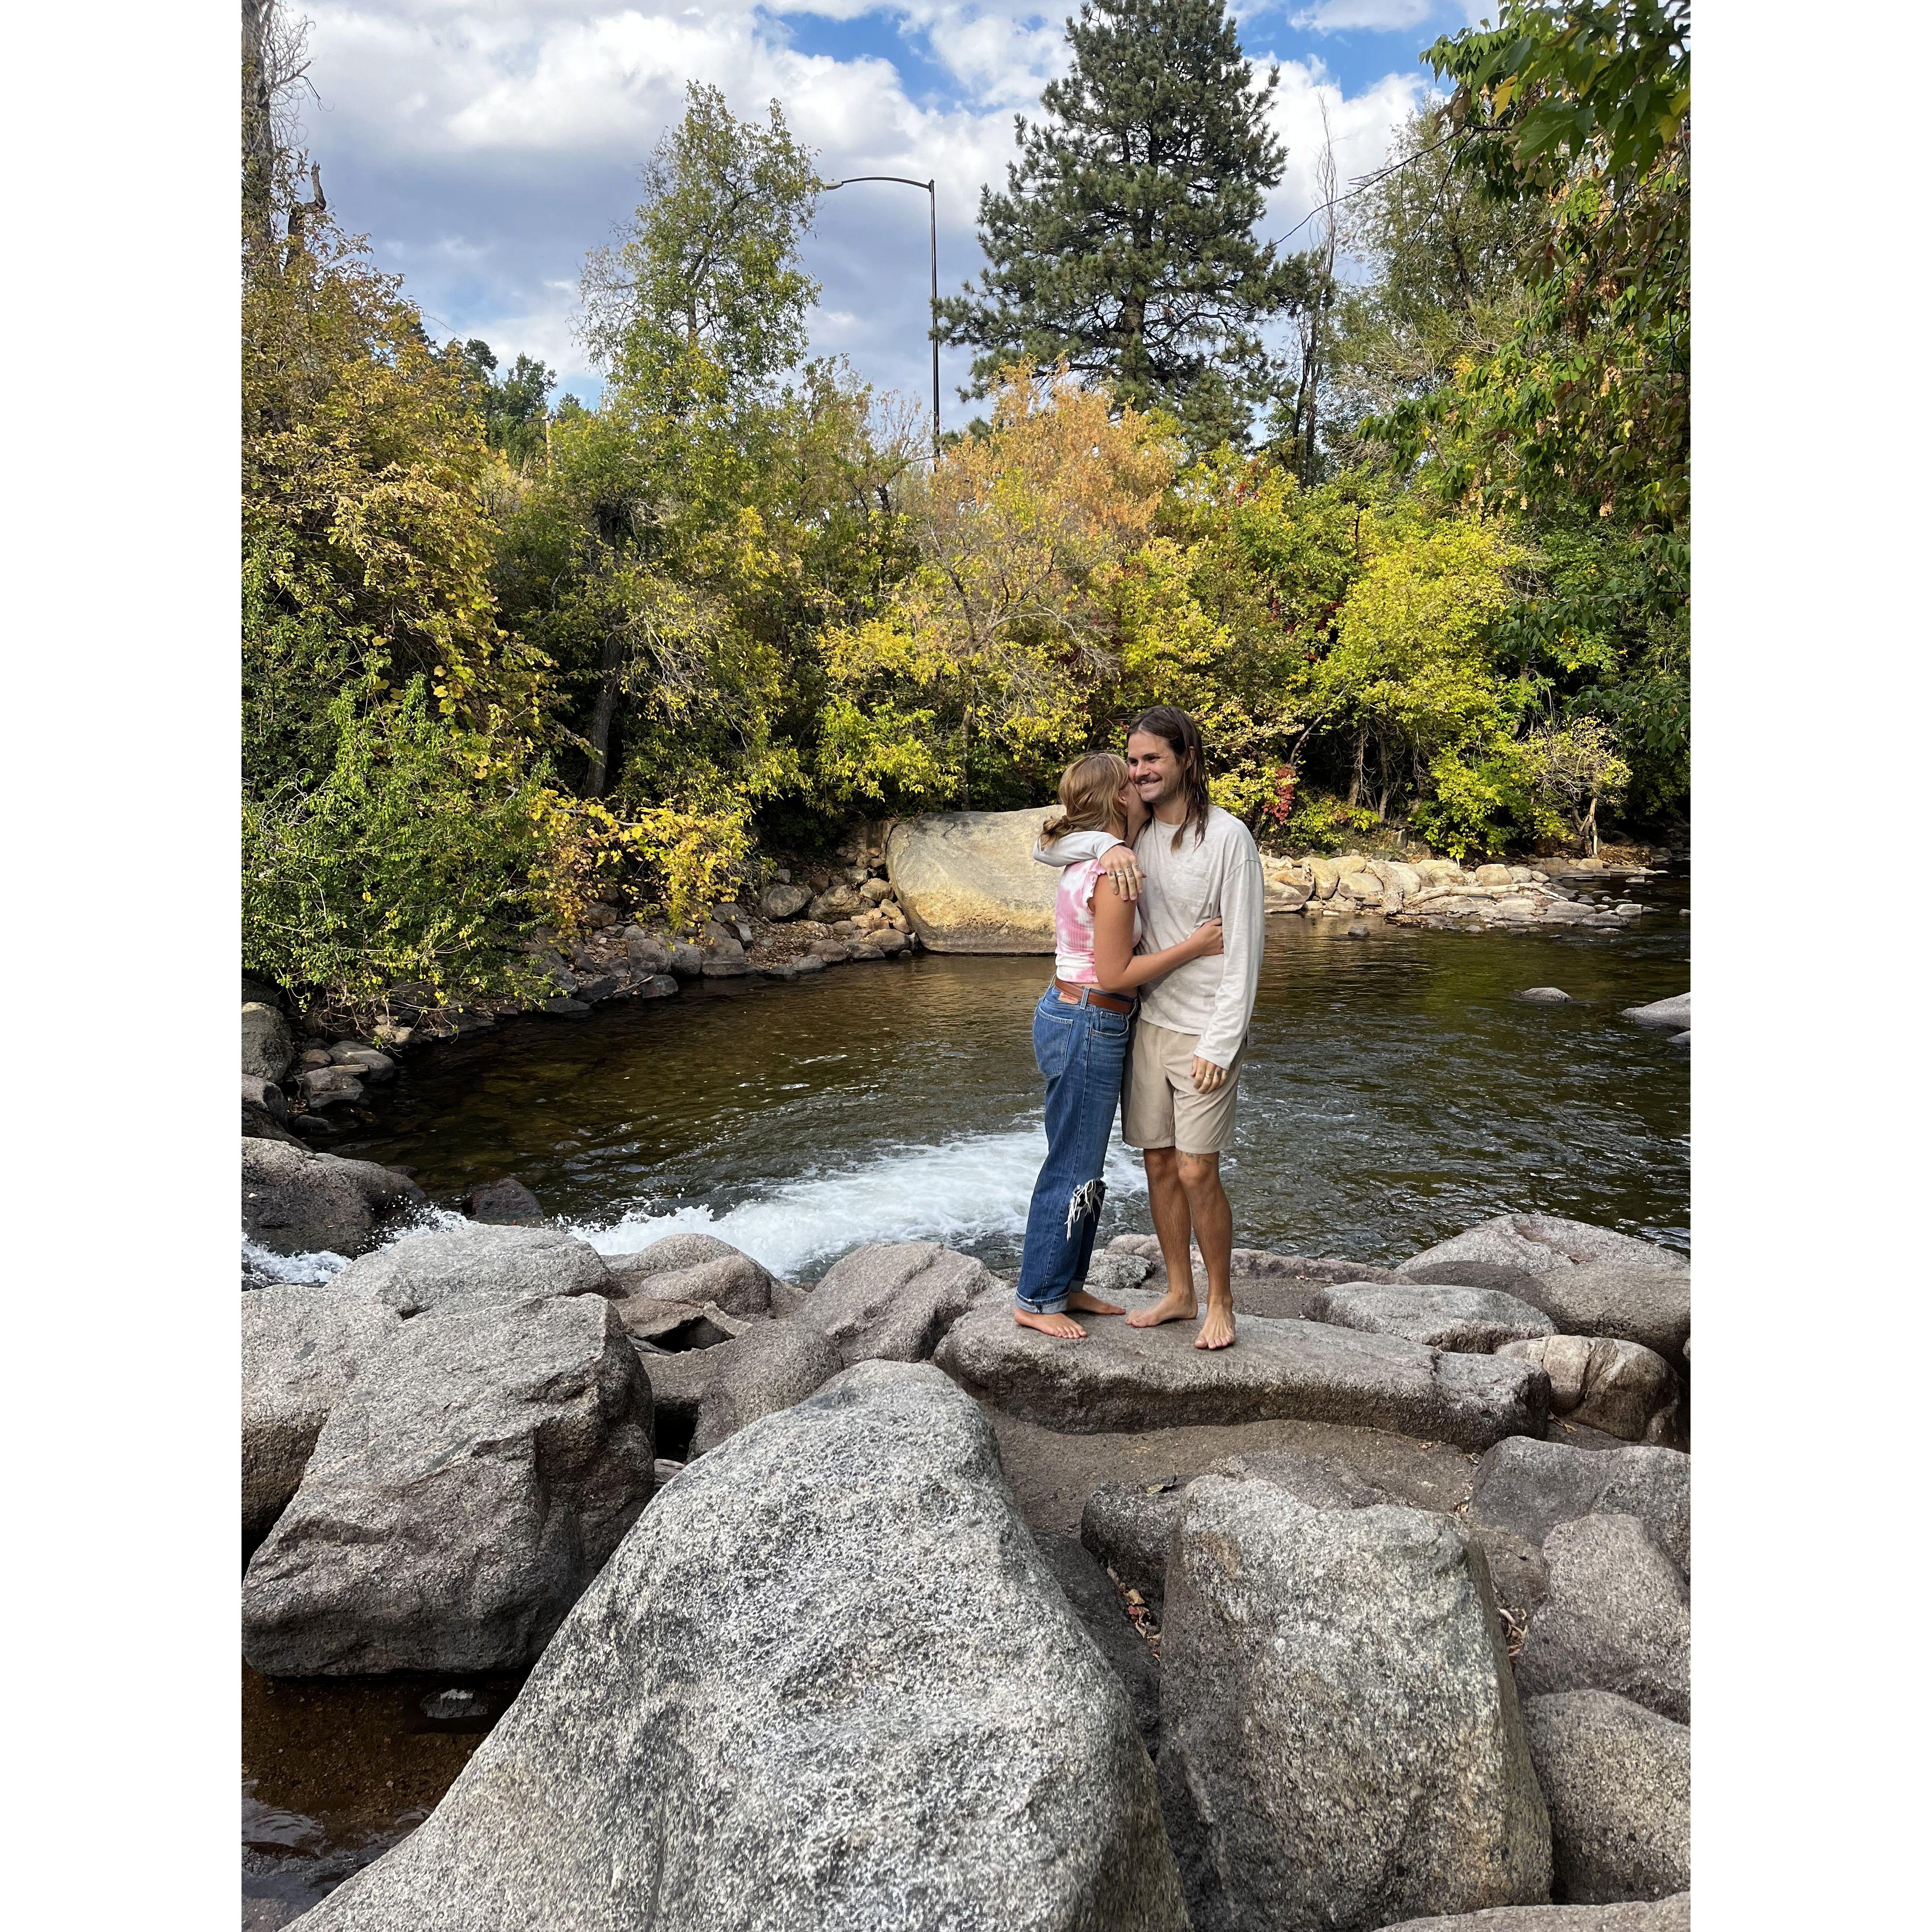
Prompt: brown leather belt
<box><xmin>1052</xmin><ymin>976</ymin><xmax>1134</xmax><ymax>1014</ymax></box>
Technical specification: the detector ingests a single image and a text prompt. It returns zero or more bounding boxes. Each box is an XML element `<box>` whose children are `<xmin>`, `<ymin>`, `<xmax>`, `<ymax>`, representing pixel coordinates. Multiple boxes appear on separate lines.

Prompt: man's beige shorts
<box><xmin>1120</xmin><ymin>1019</ymin><xmax>1243</xmax><ymax>1154</ymax></box>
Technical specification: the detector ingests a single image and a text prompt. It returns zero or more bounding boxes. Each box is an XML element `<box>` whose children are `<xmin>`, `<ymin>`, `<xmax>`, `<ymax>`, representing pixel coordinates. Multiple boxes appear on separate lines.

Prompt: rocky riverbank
<box><xmin>242</xmin><ymin>1179</ymin><xmax>1691</xmax><ymax>1929</ymax></box>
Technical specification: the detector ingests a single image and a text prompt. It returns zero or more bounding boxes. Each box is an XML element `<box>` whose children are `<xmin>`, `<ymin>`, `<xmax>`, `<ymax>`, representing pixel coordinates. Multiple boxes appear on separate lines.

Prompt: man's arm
<box><xmin>1195</xmin><ymin>833</ymin><xmax>1265</xmax><ymax>1070</ymax></box>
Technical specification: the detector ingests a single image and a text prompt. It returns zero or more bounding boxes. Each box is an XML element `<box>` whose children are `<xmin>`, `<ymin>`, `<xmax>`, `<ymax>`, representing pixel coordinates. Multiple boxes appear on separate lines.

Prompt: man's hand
<box><xmin>1191</xmin><ymin>1056</ymin><xmax>1229</xmax><ymax>1092</ymax></box>
<box><xmin>1101</xmin><ymin>843</ymin><xmax>1143</xmax><ymax>902</ymax></box>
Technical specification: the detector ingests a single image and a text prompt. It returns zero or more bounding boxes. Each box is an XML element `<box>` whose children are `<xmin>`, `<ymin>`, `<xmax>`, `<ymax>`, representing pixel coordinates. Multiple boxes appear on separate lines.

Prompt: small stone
<box><xmin>1346</xmin><ymin>923</ymin><xmax>1369</xmax><ymax>939</ymax></box>
<box><xmin>759</xmin><ymin>883</ymin><xmax>812</xmax><ymax>920</ymax></box>
<box><xmin>422</xmin><ymin>1687</ymin><xmax>491</xmax><ymax>1723</ymax></box>
<box><xmin>541</xmin><ymin>996</ymin><xmax>592</xmax><ymax>1017</ymax></box>
<box><xmin>1518</xmin><ymin>987</ymin><xmax>1573</xmax><ymax>1002</ymax></box>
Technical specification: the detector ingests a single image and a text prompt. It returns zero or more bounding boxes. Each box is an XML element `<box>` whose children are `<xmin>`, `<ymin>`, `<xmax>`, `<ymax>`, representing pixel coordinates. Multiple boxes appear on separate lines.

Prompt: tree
<box><xmin>579</xmin><ymin>82</ymin><xmax>822</xmax><ymax>411</ymax></box>
<box><xmin>937</xmin><ymin>0</ymin><xmax>1310</xmax><ymax>451</ymax></box>
<box><xmin>445</xmin><ymin>338</ymin><xmax>558</xmax><ymax>469</ymax></box>
<box><xmin>241</xmin><ymin>0</ymin><xmax>313</xmax><ymax>260</ymax></box>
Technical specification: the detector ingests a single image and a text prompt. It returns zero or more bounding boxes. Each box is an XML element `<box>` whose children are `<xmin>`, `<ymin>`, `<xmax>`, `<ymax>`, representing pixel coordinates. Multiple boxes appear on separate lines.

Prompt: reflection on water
<box><xmin>337</xmin><ymin>875</ymin><xmax>1690</xmax><ymax>1275</ymax></box>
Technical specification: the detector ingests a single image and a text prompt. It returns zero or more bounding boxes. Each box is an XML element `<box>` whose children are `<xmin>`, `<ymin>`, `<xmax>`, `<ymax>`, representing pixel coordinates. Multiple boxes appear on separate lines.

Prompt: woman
<box><xmin>1012</xmin><ymin>752</ymin><xmax>1224</xmax><ymax>1339</ymax></box>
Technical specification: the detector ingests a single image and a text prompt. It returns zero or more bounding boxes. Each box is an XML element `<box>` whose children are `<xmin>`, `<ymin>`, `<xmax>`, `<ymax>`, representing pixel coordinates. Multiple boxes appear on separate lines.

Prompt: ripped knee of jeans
<box><xmin>1064</xmin><ymin>1176</ymin><xmax>1107</xmax><ymax>1240</ymax></box>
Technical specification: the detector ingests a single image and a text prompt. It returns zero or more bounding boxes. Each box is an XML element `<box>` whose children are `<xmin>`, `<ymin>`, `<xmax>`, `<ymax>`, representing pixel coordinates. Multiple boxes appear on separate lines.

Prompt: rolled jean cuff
<box><xmin>1014</xmin><ymin>1289</ymin><xmax>1072</xmax><ymax>1315</ymax></box>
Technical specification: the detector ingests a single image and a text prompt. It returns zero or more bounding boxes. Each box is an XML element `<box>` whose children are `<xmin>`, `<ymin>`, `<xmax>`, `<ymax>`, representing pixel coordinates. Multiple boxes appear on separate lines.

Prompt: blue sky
<box><xmin>297</xmin><ymin>2</ymin><xmax>1487</xmax><ymax>415</ymax></box>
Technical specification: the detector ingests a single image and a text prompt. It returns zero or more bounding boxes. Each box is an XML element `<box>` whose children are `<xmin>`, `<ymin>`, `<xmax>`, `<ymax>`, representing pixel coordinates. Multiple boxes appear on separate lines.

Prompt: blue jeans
<box><xmin>1014</xmin><ymin>986</ymin><xmax>1134</xmax><ymax>1313</ymax></box>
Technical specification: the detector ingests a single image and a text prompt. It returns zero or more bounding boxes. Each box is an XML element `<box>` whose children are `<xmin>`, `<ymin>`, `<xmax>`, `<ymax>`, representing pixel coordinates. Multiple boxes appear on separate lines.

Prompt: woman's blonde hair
<box><xmin>1040</xmin><ymin>751</ymin><xmax>1130</xmax><ymax>842</ymax></box>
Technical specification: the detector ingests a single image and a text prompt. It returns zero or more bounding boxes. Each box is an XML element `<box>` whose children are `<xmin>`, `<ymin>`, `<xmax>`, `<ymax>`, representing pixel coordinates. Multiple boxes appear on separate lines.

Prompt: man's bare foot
<box><xmin>1015</xmin><ymin>1305</ymin><xmax>1088</xmax><ymax>1339</ymax></box>
<box><xmin>1195</xmin><ymin>1302</ymin><xmax>1237</xmax><ymax>1350</ymax></box>
<box><xmin>1126</xmin><ymin>1288</ymin><xmax>1198</xmax><ymax>1329</ymax></box>
<box><xmin>1067</xmin><ymin>1290</ymin><xmax>1125</xmax><ymax>1316</ymax></box>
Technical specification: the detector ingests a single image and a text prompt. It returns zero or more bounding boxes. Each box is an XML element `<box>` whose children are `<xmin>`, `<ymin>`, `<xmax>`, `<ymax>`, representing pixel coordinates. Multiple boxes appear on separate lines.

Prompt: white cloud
<box><xmin>1290</xmin><ymin>0</ymin><xmax>1435</xmax><ymax>30</ymax></box>
<box><xmin>298</xmin><ymin>3</ymin><xmax>1430</xmax><ymax>410</ymax></box>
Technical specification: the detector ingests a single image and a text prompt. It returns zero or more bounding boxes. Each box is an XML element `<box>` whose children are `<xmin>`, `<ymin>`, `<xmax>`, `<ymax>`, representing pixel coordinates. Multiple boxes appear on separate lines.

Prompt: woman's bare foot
<box><xmin>1126</xmin><ymin>1288</ymin><xmax>1197</xmax><ymax>1329</ymax></box>
<box><xmin>1067</xmin><ymin>1290</ymin><xmax>1125</xmax><ymax>1316</ymax></box>
<box><xmin>1015</xmin><ymin>1305</ymin><xmax>1088</xmax><ymax>1339</ymax></box>
<box><xmin>1194</xmin><ymin>1300</ymin><xmax>1237</xmax><ymax>1350</ymax></box>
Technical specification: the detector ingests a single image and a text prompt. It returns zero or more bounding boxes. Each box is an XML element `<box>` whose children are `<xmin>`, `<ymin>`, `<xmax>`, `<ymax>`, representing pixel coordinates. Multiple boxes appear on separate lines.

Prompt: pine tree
<box><xmin>937</xmin><ymin>0</ymin><xmax>1307</xmax><ymax>448</ymax></box>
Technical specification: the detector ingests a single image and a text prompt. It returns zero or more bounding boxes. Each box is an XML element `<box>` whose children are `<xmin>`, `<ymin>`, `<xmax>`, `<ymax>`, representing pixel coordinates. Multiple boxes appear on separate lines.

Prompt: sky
<box><xmin>295</xmin><ymin>1</ymin><xmax>1493</xmax><ymax>417</ymax></box>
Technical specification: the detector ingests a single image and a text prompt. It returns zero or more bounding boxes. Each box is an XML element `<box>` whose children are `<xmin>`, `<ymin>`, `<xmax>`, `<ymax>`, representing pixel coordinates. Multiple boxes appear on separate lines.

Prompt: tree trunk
<box><xmin>585</xmin><ymin>628</ymin><xmax>626</xmax><ymax>797</ymax></box>
<box><xmin>1348</xmin><ymin>727</ymin><xmax>1368</xmax><ymax>807</ymax></box>
<box><xmin>242</xmin><ymin>0</ymin><xmax>277</xmax><ymax>253</ymax></box>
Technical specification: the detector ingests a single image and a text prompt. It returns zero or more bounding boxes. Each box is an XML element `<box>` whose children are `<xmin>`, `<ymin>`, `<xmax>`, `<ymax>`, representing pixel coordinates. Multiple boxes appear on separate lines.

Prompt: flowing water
<box><xmin>244</xmin><ymin>876</ymin><xmax>1689</xmax><ymax>1920</ymax></box>
<box><xmin>326</xmin><ymin>874</ymin><xmax>1690</xmax><ymax>1277</ymax></box>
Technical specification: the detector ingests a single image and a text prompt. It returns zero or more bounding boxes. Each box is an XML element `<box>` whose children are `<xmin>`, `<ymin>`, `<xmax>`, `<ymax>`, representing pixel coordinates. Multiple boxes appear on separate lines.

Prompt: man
<box><xmin>1035</xmin><ymin>705</ymin><xmax>1265</xmax><ymax>1349</ymax></box>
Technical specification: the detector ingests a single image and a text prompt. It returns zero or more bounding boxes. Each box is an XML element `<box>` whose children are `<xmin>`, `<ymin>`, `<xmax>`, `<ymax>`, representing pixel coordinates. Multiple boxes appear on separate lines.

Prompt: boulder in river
<box><xmin>1379</xmin><ymin>1901</ymin><xmax>1689</xmax><ymax>1931</ymax></box>
<box><xmin>688</xmin><ymin>1321</ymin><xmax>844</xmax><ymax>1456</ymax></box>
<box><xmin>935</xmin><ymin>1290</ymin><xmax>1548</xmax><ymax>1451</ymax></box>
<box><xmin>1497</xmin><ymin>1335</ymin><xmax>1680</xmax><ymax>1444</ymax></box>
<box><xmin>1622</xmin><ymin>993</ymin><xmax>1690</xmax><ymax>1030</ymax></box>
<box><xmin>461</xmin><ymin>1177</ymin><xmax>545</xmax><ymax>1225</ymax></box>
<box><xmin>330</xmin><ymin>1223</ymin><xmax>615</xmax><ymax>1317</ymax></box>
<box><xmin>241</xmin><ymin>1139</ymin><xmax>426</xmax><ymax>1259</ymax></box>
<box><xmin>605</xmin><ymin>1245</ymin><xmax>775</xmax><ymax>1317</ymax></box>
<box><xmin>241</xmin><ymin>1287</ymin><xmax>403</xmax><ymax>1554</ymax></box>
<box><xmin>1399</xmin><ymin>1216</ymin><xmax>1687</xmax><ymax>1281</ymax></box>
<box><xmin>288</xmin><ymin>1361</ymin><xmax>1188</xmax><ymax>1931</ymax></box>
<box><xmin>1309</xmin><ymin>1280</ymin><xmax>1557</xmax><ymax>1352</ymax></box>
<box><xmin>1516</xmin><ymin>1514</ymin><xmax>1690</xmax><ymax>1722</ymax></box>
<box><xmin>885</xmin><ymin>805</ymin><xmax>1063</xmax><ymax>953</ymax></box>
<box><xmin>242</xmin><ymin>1001</ymin><xmax>296</xmax><ymax>1082</ymax></box>
<box><xmin>1522</xmin><ymin>1691</ymin><xmax>1690</xmax><ymax>1905</ymax></box>
<box><xmin>797</xmin><ymin>1239</ymin><xmax>1000</xmax><ymax>1364</ymax></box>
<box><xmin>242</xmin><ymin>1293</ymin><xmax>654</xmax><ymax>1677</ymax></box>
<box><xmin>1526</xmin><ymin>1263</ymin><xmax>1690</xmax><ymax>1367</ymax></box>
<box><xmin>1468</xmin><ymin>1438</ymin><xmax>1690</xmax><ymax>1577</ymax></box>
<box><xmin>1159</xmin><ymin>1475</ymin><xmax>1551</xmax><ymax>1932</ymax></box>
<box><xmin>1518</xmin><ymin>987</ymin><xmax>1574</xmax><ymax>1003</ymax></box>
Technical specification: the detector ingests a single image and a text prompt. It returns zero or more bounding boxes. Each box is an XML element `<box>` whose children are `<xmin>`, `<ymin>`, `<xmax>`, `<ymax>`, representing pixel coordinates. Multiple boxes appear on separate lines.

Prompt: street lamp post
<box><xmin>820</xmin><ymin>174</ymin><xmax>940</xmax><ymax>462</ymax></box>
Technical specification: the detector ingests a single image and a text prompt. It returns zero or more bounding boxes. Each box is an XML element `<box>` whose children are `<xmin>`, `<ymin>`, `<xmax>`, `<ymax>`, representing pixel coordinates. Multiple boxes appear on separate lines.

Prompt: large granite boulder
<box><xmin>242</xmin><ymin>1001</ymin><xmax>296</xmax><ymax>1083</ymax></box>
<box><xmin>688</xmin><ymin>1322</ymin><xmax>844</xmax><ymax>1457</ymax></box>
<box><xmin>885</xmin><ymin>805</ymin><xmax>1064</xmax><ymax>953</ymax></box>
<box><xmin>1379</xmin><ymin>1899</ymin><xmax>1689</xmax><ymax>1931</ymax></box>
<box><xmin>1468</xmin><ymin>1438</ymin><xmax>1690</xmax><ymax>1577</ymax></box>
<box><xmin>1517</xmin><ymin>1515</ymin><xmax>1690</xmax><ymax>1722</ymax></box>
<box><xmin>799</xmin><ymin>1240</ymin><xmax>1000</xmax><ymax>1363</ymax></box>
<box><xmin>241</xmin><ymin>1288</ymin><xmax>403</xmax><ymax>1554</ymax></box>
<box><xmin>241</xmin><ymin>1139</ymin><xmax>426</xmax><ymax>1259</ymax></box>
<box><xmin>242</xmin><ymin>1294</ymin><xmax>654</xmax><ymax>1676</ymax></box>
<box><xmin>1497</xmin><ymin>1336</ymin><xmax>1680</xmax><ymax>1444</ymax></box>
<box><xmin>1399</xmin><ymin>1217</ymin><xmax>1686</xmax><ymax>1282</ymax></box>
<box><xmin>1309</xmin><ymin>1281</ymin><xmax>1556</xmax><ymax>1352</ymax></box>
<box><xmin>330</xmin><ymin>1224</ymin><xmax>615</xmax><ymax>1317</ymax></box>
<box><xmin>605</xmin><ymin>1246</ymin><xmax>774</xmax><ymax>1317</ymax></box>
<box><xmin>1034</xmin><ymin>1531</ymin><xmax>1162</xmax><ymax>1756</ymax></box>
<box><xmin>935</xmin><ymin>1291</ymin><xmax>1547</xmax><ymax>1451</ymax></box>
<box><xmin>461</xmin><ymin>1177</ymin><xmax>545</xmax><ymax>1225</ymax></box>
<box><xmin>1622</xmin><ymin>994</ymin><xmax>1690</xmax><ymax>1031</ymax></box>
<box><xmin>1522</xmin><ymin>1692</ymin><xmax>1690</xmax><ymax>1904</ymax></box>
<box><xmin>1159</xmin><ymin>1476</ymin><xmax>1551</xmax><ymax>1931</ymax></box>
<box><xmin>288</xmin><ymin>1362</ymin><xmax>1188</xmax><ymax>1931</ymax></box>
<box><xmin>1527</xmin><ymin>1264</ymin><xmax>1691</xmax><ymax>1368</ymax></box>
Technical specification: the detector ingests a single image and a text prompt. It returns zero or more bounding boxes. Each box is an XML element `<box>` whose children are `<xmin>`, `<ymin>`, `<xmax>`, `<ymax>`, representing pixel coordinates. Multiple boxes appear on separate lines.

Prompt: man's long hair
<box><xmin>1127</xmin><ymin>706</ymin><xmax>1212</xmax><ymax>852</ymax></box>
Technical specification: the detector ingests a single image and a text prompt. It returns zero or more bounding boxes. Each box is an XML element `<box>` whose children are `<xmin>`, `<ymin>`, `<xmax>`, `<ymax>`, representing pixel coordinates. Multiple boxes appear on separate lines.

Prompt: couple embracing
<box><xmin>1012</xmin><ymin>706</ymin><xmax>1265</xmax><ymax>1351</ymax></box>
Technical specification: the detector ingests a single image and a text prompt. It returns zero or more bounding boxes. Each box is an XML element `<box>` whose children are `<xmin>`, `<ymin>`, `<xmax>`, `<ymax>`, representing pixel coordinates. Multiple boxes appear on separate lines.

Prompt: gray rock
<box><xmin>298</xmin><ymin>1065</ymin><xmax>365</xmax><ymax>1108</ymax></box>
<box><xmin>1081</xmin><ymin>1480</ymin><xmax>1187</xmax><ymax>1613</ymax></box>
<box><xmin>605</xmin><ymin>1248</ymin><xmax>774</xmax><ymax>1317</ymax></box>
<box><xmin>241</xmin><ymin>1139</ymin><xmax>426</xmax><ymax>1258</ymax></box>
<box><xmin>1522</xmin><ymin>1692</ymin><xmax>1690</xmax><ymax>1904</ymax></box>
<box><xmin>1311</xmin><ymin>1281</ymin><xmax>1557</xmax><ymax>1352</ymax></box>
<box><xmin>241</xmin><ymin>1288</ymin><xmax>403</xmax><ymax>1553</ymax></box>
<box><xmin>461</xmin><ymin>1177</ymin><xmax>544</xmax><ymax>1225</ymax></box>
<box><xmin>806</xmin><ymin>881</ymin><xmax>864</xmax><ymax>922</ymax></box>
<box><xmin>622</xmin><ymin>928</ymin><xmax>672</xmax><ymax>974</ymax></box>
<box><xmin>759</xmin><ymin>882</ymin><xmax>812</xmax><ymax>920</ymax></box>
<box><xmin>689</xmin><ymin>1322</ymin><xmax>844</xmax><ymax>1456</ymax></box>
<box><xmin>1666</xmin><ymin>1031</ymin><xmax>1689</xmax><ymax>1048</ymax></box>
<box><xmin>1468</xmin><ymin>1438</ymin><xmax>1690</xmax><ymax>1578</ymax></box>
<box><xmin>607</xmin><ymin>1231</ymin><xmax>743</xmax><ymax>1276</ymax></box>
<box><xmin>1406</xmin><ymin>1259</ymin><xmax>1551</xmax><ymax>1299</ymax></box>
<box><xmin>798</xmin><ymin>1240</ymin><xmax>999</xmax><ymax>1364</ymax></box>
<box><xmin>1203</xmin><ymin>1447</ymin><xmax>1391</xmax><ymax>1509</ymax></box>
<box><xmin>1400</xmin><ymin>1216</ymin><xmax>1687</xmax><ymax>1281</ymax></box>
<box><xmin>1518</xmin><ymin>988</ymin><xmax>1574</xmax><ymax>1003</ymax></box>
<box><xmin>885</xmin><ymin>806</ymin><xmax>1068</xmax><ymax>953</ymax></box>
<box><xmin>664</xmin><ymin>939</ymin><xmax>704</xmax><ymax>977</ymax></box>
<box><xmin>242</xmin><ymin>1294</ymin><xmax>654</xmax><ymax>1677</ymax></box>
<box><xmin>331</xmin><ymin>1224</ymin><xmax>615</xmax><ymax>1317</ymax></box>
<box><xmin>1531</xmin><ymin>1264</ymin><xmax>1690</xmax><ymax>1366</ymax></box>
<box><xmin>1621</xmin><ymin>993</ymin><xmax>1690</xmax><ymax>1031</ymax></box>
<box><xmin>1083</xmin><ymin>1249</ymin><xmax>1154</xmax><ymax>1298</ymax></box>
<box><xmin>540</xmin><ymin>995</ymin><xmax>591</xmax><ymax>1017</ymax></box>
<box><xmin>1497</xmin><ymin>1336</ymin><xmax>1680</xmax><ymax>1444</ymax></box>
<box><xmin>1159</xmin><ymin>1477</ymin><xmax>1551</xmax><ymax>1932</ymax></box>
<box><xmin>762</xmin><ymin>953</ymin><xmax>826</xmax><ymax>979</ymax></box>
<box><xmin>242</xmin><ymin>1002</ymin><xmax>296</xmax><ymax>1082</ymax></box>
<box><xmin>935</xmin><ymin>1291</ymin><xmax>1548</xmax><ymax>1451</ymax></box>
<box><xmin>288</xmin><ymin>1362</ymin><xmax>1187</xmax><ymax>1931</ymax></box>
<box><xmin>1517</xmin><ymin>1515</ymin><xmax>1689</xmax><ymax>1722</ymax></box>
<box><xmin>421</xmin><ymin>1687</ymin><xmax>491</xmax><ymax>1723</ymax></box>
<box><xmin>1379</xmin><ymin>1897</ymin><xmax>1689</xmax><ymax>1930</ymax></box>
<box><xmin>1035</xmin><ymin>1532</ymin><xmax>1162</xmax><ymax>1756</ymax></box>
<box><xmin>241</xmin><ymin>1074</ymin><xmax>287</xmax><ymax>1121</ymax></box>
